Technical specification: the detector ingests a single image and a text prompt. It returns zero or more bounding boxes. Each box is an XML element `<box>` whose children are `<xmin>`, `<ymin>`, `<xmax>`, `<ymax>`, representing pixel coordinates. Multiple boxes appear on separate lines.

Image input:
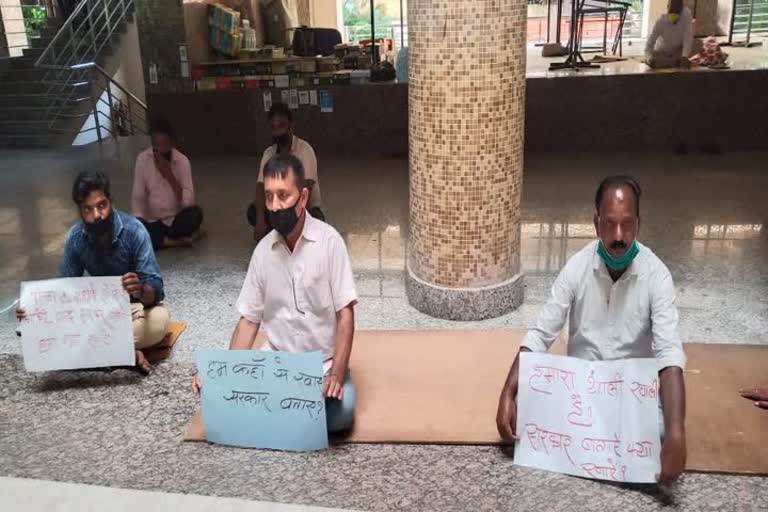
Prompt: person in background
<box><xmin>248</xmin><ymin>103</ymin><xmax>323</xmax><ymax>243</ymax></box>
<box><xmin>132</xmin><ymin>119</ymin><xmax>203</xmax><ymax>250</ymax></box>
<box><xmin>17</xmin><ymin>171</ymin><xmax>170</xmax><ymax>374</ymax></box>
<box><xmin>496</xmin><ymin>176</ymin><xmax>687</xmax><ymax>487</ymax></box>
<box><xmin>645</xmin><ymin>0</ymin><xmax>696</xmax><ymax>69</ymax></box>
<box><xmin>199</xmin><ymin>153</ymin><xmax>357</xmax><ymax>433</ymax></box>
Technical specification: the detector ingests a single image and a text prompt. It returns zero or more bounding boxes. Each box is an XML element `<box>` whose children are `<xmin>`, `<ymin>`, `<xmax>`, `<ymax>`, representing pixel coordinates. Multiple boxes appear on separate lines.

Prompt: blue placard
<box><xmin>196</xmin><ymin>350</ymin><xmax>328</xmax><ymax>451</ymax></box>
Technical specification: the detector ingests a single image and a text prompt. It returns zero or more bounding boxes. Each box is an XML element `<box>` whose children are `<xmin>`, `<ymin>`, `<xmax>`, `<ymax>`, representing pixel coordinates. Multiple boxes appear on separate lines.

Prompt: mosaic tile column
<box><xmin>406</xmin><ymin>0</ymin><xmax>527</xmax><ymax>320</ymax></box>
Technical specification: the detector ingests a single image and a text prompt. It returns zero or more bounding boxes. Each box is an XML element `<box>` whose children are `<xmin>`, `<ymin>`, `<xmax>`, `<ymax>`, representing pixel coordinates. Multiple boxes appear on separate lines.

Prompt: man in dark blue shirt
<box><xmin>18</xmin><ymin>171</ymin><xmax>170</xmax><ymax>373</ymax></box>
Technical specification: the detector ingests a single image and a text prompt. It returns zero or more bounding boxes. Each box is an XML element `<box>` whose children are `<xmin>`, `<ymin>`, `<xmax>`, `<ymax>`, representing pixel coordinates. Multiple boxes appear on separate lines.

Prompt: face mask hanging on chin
<box><xmin>597</xmin><ymin>240</ymin><xmax>639</xmax><ymax>271</ymax></box>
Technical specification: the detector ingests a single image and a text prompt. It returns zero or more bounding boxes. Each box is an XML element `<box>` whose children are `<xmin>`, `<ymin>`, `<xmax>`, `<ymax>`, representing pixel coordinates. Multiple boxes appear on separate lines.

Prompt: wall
<box><xmin>310</xmin><ymin>0</ymin><xmax>340</xmax><ymax>29</ymax></box>
<box><xmin>148</xmin><ymin>70</ymin><xmax>768</xmax><ymax>157</ymax></box>
<box><xmin>72</xmin><ymin>20</ymin><xmax>147</xmax><ymax>146</ymax></box>
<box><xmin>111</xmin><ymin>21</ymin><xmax>147</xmax><ymax>103</ymax></box>
<box><xmin>0</xmin><ymin>5</ymin><xmax>7</xmax><ymax>58</ymax></box>
<box><xmin>134</xmin><ymin>0</ymin><xmax>191</xmax><ymax>93</ymax></box>
<box><xmin>1</xmin><ymin>1</ymin><xmax>27</xmax><ymax>57</ymax></box>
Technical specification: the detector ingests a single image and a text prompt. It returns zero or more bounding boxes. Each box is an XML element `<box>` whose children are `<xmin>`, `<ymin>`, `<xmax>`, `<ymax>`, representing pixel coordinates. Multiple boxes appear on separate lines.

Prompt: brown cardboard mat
<box><xmin>183</xmin><ymin>330</ymin><xmax>768</xmax><ymax>475</ymax></box>
<box><xmin>145</xmin><ymin>321</ymin><xmax>186</xmax><ymax>365</ymax></box>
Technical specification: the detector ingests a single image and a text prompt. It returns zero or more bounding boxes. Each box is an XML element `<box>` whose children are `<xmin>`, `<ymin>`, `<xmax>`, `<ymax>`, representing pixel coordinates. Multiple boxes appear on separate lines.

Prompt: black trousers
<box><xmin>140</xmin><ymin>205</ymin><xmax>204</xmax><ymax>250</ymax></box>
<box><xmin>246</xmin><ymin>203</ymin><xmax>326</xmax><ymax>227</ymax></box>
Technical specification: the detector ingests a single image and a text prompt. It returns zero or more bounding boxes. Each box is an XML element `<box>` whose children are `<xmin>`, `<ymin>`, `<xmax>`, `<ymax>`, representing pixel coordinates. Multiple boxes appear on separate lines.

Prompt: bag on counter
<box><xmin>691</xmin><ymin>36</ymin><xmax>728</xmax><ymax>67</ymax></box>
<box><xmin>292</xmin><ymin>26</ymin><xmax>342</xmax><ymax>57</ymax></box>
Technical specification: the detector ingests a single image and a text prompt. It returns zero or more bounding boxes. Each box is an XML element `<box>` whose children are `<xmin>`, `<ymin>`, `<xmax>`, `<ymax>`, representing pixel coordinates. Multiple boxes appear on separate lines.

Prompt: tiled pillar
<box><xmin>406</xmin><ymin>0</ymin><xmax>527</xmax><ymax>320</ymax></box>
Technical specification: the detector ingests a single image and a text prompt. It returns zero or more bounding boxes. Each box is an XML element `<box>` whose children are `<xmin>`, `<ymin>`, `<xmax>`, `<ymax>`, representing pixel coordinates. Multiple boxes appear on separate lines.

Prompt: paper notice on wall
<box><xmin>263</xmin><ymin>91</ymin><xmax>273</xmax><ymax>112</ymax></box>
<box><xmin>288</xmin><ymin>89</ymin><xmax>299</xmax><ymax>110</ymax></box>
<box><xmin>179</xmin><ymin>45</ymin><xmax>188</xmax><ymax>62</ymax></box>
<box><xmin>275</xmin><ymin>75</ymin><xmax>290</xmax><ymax>88</ymax></box>
<box><xmin>180</xmin><ymin>61</ymin><xmax>190</xmax><ymax>78</ymax></box>
<box><xmin>309</xmin><ymin>90</ymin><xmax>318</xmax><ymax>106</ymax></box>
<box><xmin>298</xmin><ymin>91</ymin><xmax>310</xmax><ymax>105</ymax></box>
<box><xmin>280</xmin><ymin>90</ymin><xmax>290</xmax><ymax>105</ymax></box>
<box><xmin>19</xmin><ymin>277</ymin><xmax>135</xmax><ymax>372</ymax></box>
<box><xmin>319</xmin><ymin>90</ymin><xmax>333</xmax><ymax>113</ymax></box>
<box><xmin>514</xmin><ymin>352</ymin><xmax>661</xmax><ymax>483</ymax></box>
<box><xmin>148</xmin><ymin>63</ymin><xmax>158</xmax><ymax>85</ymax></box>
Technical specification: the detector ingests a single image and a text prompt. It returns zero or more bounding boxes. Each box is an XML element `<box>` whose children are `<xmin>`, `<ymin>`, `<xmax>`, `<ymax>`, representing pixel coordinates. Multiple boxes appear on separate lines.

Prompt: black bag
<box><xmin>292</xmin><ymin>27</ymin><xmax>342</xmax><ymax>57</ymax></box>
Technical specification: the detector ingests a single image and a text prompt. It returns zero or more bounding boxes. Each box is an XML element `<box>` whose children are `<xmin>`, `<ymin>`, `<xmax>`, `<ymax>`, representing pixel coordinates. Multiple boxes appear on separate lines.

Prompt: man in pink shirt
<box><xmin>132</xmin><ymin>119</ymin><xmax>204</xmax><ymax>250</ymax></box>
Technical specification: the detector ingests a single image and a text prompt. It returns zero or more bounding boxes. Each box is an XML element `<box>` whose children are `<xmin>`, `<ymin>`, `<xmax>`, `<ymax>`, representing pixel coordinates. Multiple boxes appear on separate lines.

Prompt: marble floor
<box><xmin>0</xmin><ymin>141</ymin><xmax>767</xmax><ymax>511</ymax></box>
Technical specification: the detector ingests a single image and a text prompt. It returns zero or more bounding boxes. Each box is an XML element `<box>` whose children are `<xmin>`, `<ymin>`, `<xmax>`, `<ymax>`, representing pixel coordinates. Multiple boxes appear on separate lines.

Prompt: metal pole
<box><xmin>546</xmin><ymin>0</ymin><xmax>553</xmax><ymax>43</ymax></box>
<box><xmin>88</xmin><ymin>2</ymin><xmax>97</xmax><ymax>58</ymax></box>
<box><xmin>745</xmin><ymin>0</ymin><xmax>754</xmax><ymax>46</ymax></box>
<box><xmin>105</xmin><ymin>79</ymin><xmax>115</xmax><ymax>139</ymax></box>
<box><xmin>727</xmin><ymin>0</ymin><xmax>737</xmax><ymax>44</ymax></box>
<box><xmin>91</xmin><ymin>70</ymin><xmax>103</xmax><ymax>144</ymax></box>
<box><xmin>370</xmin><ymin>0</ymin><xmax>376</xmax><ymax>65</ymax></box>
<box><xmin>127</xmin><ymin>98</ymin><xmax>134</xmax><ymax>136</ymax></box>
<box><xmin>399</xmin><ymin>0</ymin><xmax>404</xmax><ymax>48</ymax></box>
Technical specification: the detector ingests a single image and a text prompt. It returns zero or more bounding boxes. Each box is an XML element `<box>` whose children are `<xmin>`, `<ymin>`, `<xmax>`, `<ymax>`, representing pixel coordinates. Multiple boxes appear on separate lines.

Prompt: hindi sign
<box><xmin>19</xmin><ymin>277</ymin><xmax>134</xmax><ymax>372</ymax></box>
<box><xmin>197</xmin><ymin>350</ymin><xmax>328</xmax><ymax>452</ymax></box>
<box><xmin>514</xmin><ymin>353</ymin><xmax>661</xmax><ymax>483</ymax></box>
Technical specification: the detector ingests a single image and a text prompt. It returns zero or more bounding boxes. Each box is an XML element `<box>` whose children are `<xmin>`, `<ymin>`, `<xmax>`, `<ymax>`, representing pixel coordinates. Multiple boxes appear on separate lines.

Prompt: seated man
<box><xmin>645</xmin><ymin>0</ymin><xmax>696</xmax><ymax>69</ymax></box>
<box><xmin>496</xmin><ymin>176</ymin><xmax>687</xmax><ymax>486</ymax></box>
<box><xmin>197</xmin><ymin>153</ymin><xmax>357</xmax><ymax>433</ymax></box>
<box><xmin>18</xmin><ymin>171</ymin><xmax>170</xmax><ymax>373</ymax></box>
<box><xmin>132</xmin><ymin>119</ymin><xmax>204</xmax><ymax>250</ymax></box>
<box><xmin>247</xmin><ymin>103</ymin><xmax>324</xmax><ymax>243</ymax></box>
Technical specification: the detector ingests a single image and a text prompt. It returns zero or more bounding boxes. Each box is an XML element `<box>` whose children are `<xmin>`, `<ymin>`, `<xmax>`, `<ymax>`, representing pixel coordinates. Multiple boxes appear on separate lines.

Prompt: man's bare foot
<box><xmin>189</xmin><ymin>228</ymin><xmax>205</xmax><ymax>243</ymax></box>
<box><xmin>163</xmin><ymin>236</ymin><xmax>194</xmax><ymax>248</ymax></box>
<box><xmin>739</xmin><ymin>386</ymin><xmax>768</xmax><ymax>409</ymax></box>
<box><xmin>135</xmin><ymin>350</ymin><xmax>151</xmax><ymax>375</ymax></box>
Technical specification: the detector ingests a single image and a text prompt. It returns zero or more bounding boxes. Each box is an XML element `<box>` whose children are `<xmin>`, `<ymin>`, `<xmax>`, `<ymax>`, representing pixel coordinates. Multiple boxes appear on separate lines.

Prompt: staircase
<box><xmin>0</xmin><ymin>0</ymin><xmax>147</xmax><ymax>149</ymax></box>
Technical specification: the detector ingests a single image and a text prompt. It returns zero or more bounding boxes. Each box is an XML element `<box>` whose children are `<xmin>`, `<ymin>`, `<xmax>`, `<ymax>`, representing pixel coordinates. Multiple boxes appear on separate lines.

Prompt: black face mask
<box><xmin>273</xmin><ymin>134</ymin><xmax>291</xmax><ymax>150</ymax></box>
<box><xmin>84</xmin><ymin>212</ymin><xmax>114</xmax><ymax>243</ymax></box>
<box><xmin>266</xmin><ymin>197</ymin><xmax>303</xmax><ymax>237</ymax></box>
<box><xmin>160</xmin><ymin>151</ymin><xmax>172</xmax><ymax>161</ymax></box>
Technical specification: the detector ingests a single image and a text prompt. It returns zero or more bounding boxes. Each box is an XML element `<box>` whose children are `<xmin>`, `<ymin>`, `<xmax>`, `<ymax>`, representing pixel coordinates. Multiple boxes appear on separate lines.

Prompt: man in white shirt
<box><xmin>645</xmin><ymin>0</ymin><xmax>695</xmax><ymax>69</ymax></box>
<box><xmin>197</xmin><ymin>153</ymin><xmax>357</xmax><ymax>432</ymax></box>
<box><xmin>496</xmin><ymin>176</ymin><xmax>687</xmax><ymax>486</ymax></box>
<box><xmin>248</xmin><ymin>103</ymin><xmax>324</xmax><ymax>243</ymax></box>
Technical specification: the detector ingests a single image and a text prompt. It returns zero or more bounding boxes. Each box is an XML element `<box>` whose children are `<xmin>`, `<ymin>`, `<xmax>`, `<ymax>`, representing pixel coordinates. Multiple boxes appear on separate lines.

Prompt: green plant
<box><xmin>23</xmin><ymin>6</ymin><xmax>47</xmax><ymax>38</ymax></box>
<box><xmin>343</xmin><ymin>0</ymin><xmax>397</xmax><ymax>41</ymax></box>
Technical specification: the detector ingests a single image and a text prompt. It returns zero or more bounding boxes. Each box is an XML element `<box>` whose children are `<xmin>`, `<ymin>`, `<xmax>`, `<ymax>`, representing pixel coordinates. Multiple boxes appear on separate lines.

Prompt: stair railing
<box><xmin>34</xmin><ymin>0</ymin><xmax>136</xmax><ymax>131</ymax></box>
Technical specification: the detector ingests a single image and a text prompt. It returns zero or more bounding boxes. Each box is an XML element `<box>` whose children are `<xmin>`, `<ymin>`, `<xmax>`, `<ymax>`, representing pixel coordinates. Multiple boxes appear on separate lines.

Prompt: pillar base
<box><xmin>405</xmin><ymin>268</ymin><xmax>524</xmax><ymax>321</ymax></box>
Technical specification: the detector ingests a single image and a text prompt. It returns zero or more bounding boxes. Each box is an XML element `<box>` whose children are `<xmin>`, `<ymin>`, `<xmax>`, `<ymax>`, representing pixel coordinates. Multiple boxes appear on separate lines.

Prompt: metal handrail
<box><xmin>26</xmin><ymin>0</ymin><xmax>144</xmax><ymax>145</ymax></box>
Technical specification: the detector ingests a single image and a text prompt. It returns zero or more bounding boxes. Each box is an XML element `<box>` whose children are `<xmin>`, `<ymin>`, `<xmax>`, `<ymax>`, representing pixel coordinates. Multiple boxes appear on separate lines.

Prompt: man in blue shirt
<box><xmin>17</xmin><ymin>171</ymin><xmax>170</xmax><ymax>373</ymax></box>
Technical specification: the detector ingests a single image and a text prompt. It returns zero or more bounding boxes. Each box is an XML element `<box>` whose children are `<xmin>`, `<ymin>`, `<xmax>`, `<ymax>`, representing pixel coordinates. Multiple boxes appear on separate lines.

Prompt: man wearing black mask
<box><xmin>247</xmin><ymin>103</ymin><xmax>324</xmax><ymax>243</ymax></box>
<box><xmin>198</xmin><ymin>153</ymin><xmax>358</xmax><ymax>433</ymax></box>
<box><xmin>18</xmin><ymin>171</ymin><xmax>170</xmax><ymax>374</ymax></box>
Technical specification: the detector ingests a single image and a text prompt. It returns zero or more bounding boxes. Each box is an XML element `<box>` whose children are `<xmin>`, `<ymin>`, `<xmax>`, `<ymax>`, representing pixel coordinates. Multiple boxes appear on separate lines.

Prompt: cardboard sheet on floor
<box><xmin>183</xmin><ymin>331</ymin><xmax>768</xmax><ymax>475</ymax></box>
<box><xmin>144</xmin><ymin>321</ymin><xmax>186</xmax><ymax>365</ymax></box>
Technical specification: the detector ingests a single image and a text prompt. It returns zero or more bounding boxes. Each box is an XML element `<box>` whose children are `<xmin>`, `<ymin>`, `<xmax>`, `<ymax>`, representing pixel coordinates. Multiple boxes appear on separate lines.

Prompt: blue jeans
<box><xmin>325</xmin><ymin>370</ymin><xmax>355</xmax><ymax>433</ymax></box>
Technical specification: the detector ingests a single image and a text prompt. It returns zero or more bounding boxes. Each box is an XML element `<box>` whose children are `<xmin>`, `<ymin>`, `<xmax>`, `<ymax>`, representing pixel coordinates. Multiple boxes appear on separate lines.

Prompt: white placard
<box><xmin>309</xmin><ymin>90</ymin><xmax>318</xmax><ymax>106</ymax></box>
<box><xmin>263</xmin><ymin>91</ymin><xmax>273</xmax><ymax>112</ymax></box>
<box><xmin>274</xmin><ymin>75</ymin><xmax>289</xmax><ymax>88</ymax></box>
<box><xmin>280</xmin><ymin>89</ymin><xmax>290</xmax><ymax>105</ymax></box>
<box><xmin>19</xmin><ymin>277</ymin><xmax>135</xmax><ymax>372</ymax></box>
<box><xmin>298</xmin><ymin>90</ymin><xmax>310</xmax><ymax>105</ymax></box>
<box><xmin>514</xmin><ymin>353</ymin><xmax>661</xmax><ymax>483</ymax></box>
<box><xmin>288</xmin><ymin>89</ymin><xmax>299</xmax><ymax>110</ymax></box>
